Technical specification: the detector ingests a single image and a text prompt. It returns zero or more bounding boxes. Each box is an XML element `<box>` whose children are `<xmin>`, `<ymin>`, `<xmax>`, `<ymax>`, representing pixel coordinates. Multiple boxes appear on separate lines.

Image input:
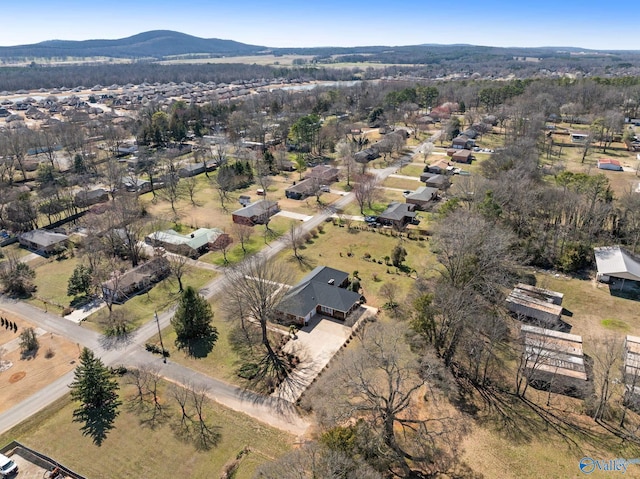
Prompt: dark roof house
<box><xmin>74</xmin><ymin>188</ymin><xmax>110</xmax><ymax>208</ymax></box>
<box><xmin>276</xmin><ymin>266</ymin><xmax>363</xmax><ymax>326</ymax></box>
<box><xmin>452</xmin><ymin>135</ymin><xmax>474</xmax><ymax>150</ymax></box>
<box><xmin>306</xmin><ymin>164</ymin><xmax>339</xmax><ymax>184</ymax></box>
<box><xmin>378</xmin><ymin>202</ymin><xmax>416</xmax><ymax>229</ymax></box>
<box><xmin>405</xmin><ymin>186</ymin><xmax>438</xmax><ymax>210</ymax></box>
<box><xmin>285</xmin><ymin>178</ymin><xmax>319</xmax><ymax>200</ymax></box>
<box><xmin>101</xmin><ymin>256</ymin><xmax>170</xmax><ymax>303</ymax></box>
<box><xmin>231</xmin><ymin>199</ymin><xmax>279</xmax><ymax>226</ymax></box>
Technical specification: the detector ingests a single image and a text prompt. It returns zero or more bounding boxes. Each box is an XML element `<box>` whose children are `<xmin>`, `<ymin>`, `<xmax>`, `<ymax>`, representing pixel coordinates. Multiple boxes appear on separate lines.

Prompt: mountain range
<box><xmin>0</xmin><ymin>30</ymin><xmax>637</xmax><ymax>64</ymax></box>
<box><xmin>0</xmin><ymin>30</ymin><xmax>265</xmax><ymax>59</ymax></box>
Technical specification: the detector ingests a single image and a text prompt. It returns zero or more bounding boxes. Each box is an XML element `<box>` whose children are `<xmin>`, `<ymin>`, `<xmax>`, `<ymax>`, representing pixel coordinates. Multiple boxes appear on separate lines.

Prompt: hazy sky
<box><xmin>0</xmin><ymin>0</ymin><xmax>635</xmax><ymax>50</ymax></box>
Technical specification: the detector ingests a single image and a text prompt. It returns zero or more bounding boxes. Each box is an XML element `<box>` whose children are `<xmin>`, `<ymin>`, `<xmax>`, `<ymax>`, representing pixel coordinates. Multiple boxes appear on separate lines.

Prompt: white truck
<box><xmin>0</xmin><ymin>453</ymin><xmax>17</xmax><ymax>477</ymax></box>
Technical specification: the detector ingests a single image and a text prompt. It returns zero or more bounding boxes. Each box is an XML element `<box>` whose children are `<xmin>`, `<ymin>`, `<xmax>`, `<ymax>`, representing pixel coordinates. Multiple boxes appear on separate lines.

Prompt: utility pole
<box><xmin>155</xmin><ymin>311</ymin><xmax>166</xmax><ymax>363</ymax></box>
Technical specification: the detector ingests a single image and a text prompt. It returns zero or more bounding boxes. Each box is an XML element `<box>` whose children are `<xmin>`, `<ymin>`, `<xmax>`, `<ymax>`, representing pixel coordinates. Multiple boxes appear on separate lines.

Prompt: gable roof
<box><xmin>379</xmin><ymin>202</ymin><xmax>416</xmax><ymax>221</ymax></box>
<box><xmin>232</xmin><ymin>199</ymin><xmax>278</xmax><ymax>218</ymax></box>
<box><xmin>594</xmin><ymin>246</ymin><xmax>640</xmax><ymax>281</ymax></box>
<box><xmin>405</xmin><ymin>186</ymin><xmax>438</xmax><ymax>202</ymax></box>
<box><xmin>286</xmin><ymin>178</ymin><xmax>318</xmax><ymax>195</ymax></box>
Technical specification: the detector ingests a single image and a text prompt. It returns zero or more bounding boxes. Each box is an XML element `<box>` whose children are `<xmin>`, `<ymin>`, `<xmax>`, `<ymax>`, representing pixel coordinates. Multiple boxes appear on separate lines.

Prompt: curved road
<box><xmin>0</xmin><ymin>137</ymin><xmax>434</xmax><ymax>438</ymax></box>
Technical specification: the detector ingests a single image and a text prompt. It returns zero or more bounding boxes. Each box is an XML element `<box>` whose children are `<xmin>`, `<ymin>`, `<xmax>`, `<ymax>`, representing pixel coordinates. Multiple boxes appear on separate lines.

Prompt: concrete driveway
<box><xmin>274</xmin><ymin>306</ymin><xmax>376</xmax><ymax>403</ymax></box>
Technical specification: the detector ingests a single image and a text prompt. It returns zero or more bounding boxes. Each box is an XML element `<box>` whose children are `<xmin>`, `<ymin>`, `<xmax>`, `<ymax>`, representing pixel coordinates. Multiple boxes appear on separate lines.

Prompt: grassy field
<box><xmin>396</xmin><ymin>163</ymin><xmax>425</xmax><ymax>177</ymax></box>
<box><xmin>272</xmin><ymin>222</ymin><xmax>438</xmax><ymax>307</ymax></box>
<box><xmin>28</xmin><ymin>255</ymin><xmax>81</xmax><ymax>312</ymax></box>
<box><xmin>382</xmin><ymin>176</ymin><xmax>423</xmax><ymax>191</ymax></box>
<box><xmin>0</xmin><ymin>383</ymin><xmax>293</xmax><ymax>479</ymax></box>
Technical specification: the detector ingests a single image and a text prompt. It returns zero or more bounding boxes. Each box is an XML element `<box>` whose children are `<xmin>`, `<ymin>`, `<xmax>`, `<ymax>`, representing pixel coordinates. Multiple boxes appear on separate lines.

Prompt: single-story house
<box><xmin>18</xmin><ymin>229</ymin><xmax>69</xmax><ymax>255</ymax></box>
<box><xmin>146</xmin><ymin>228</ymin><xmax>231</xmax><ymax>258</ymax></box>
<box><xmin>420</xmin><ymin>172</ymin><xmax>449</xmax><ymax>190</ymax></box>
<box><xmin>594</xmin><ymin>245</ymin><xmax>640</xmax><ymax>285</ymax></box>
<box><xmin>354</xmin><ymin>147</ymin><xmax>380</xmax><ymax>163</ymax></box>
<box><xmin>451</xmin><ymin>149</ymin><xmax>473</xmax><ymax>164</ymax></box>
<box><xmin>521</xmin><ymin>325</ymin><xmax>588</xmax><ymax>398</ymax></box>
<box><xmin>275</xmin><ymin>266</ymin><xmax>363</xmax><ymax>326</ymax></box>
<box><xmin>277</xmin><ymin>160</ymin><xmax>297</xmax><ymax>172</ymax></box>
<box><xmin>122</xmin><ymin>176</ymin><xmax>152</xmax><ymax>194</ymax></box>
<box><xmin>378</xmin><ymin>202</ymin><xmax>417</xmax><ymax>229</ymax></box>
<box><xmin>452</xmin><ymin>135</ymin><xmax>474</xmax><ymax>150</ymax></box>
<box><xmin>74</xmin><ymin>188</ymin><xmax>110</xmax><ymax>208</ymax></box>
<box><xmin>506</xmin><ymin>283</ymin><xmax>564</xmax><ymax>329</ymax></box>
<box><xmin>306</xmin><ymin>164</ymin><xmax>340</xmax><ymax>184</ymax></box>
<box><xmin>102</xmin><ymin>256</ymin><xmax>170</xmax><ymax>303</ymax></box>
<box><xmin>232</xmin><ymin>200</ymin><xmax>279</xmax><ymax>226</ymax></box>
<box><xmin>117</xmin><ymin>144</ymin><xmax>138</xmax><ymax>156</ymax></box>
<box><xmin>597</xmin><ymin>158</ymin><xmax>623</xmax><ymax>171</ymax></box>
<box><xmin>405</xmin><ymin>186</ymin><xmax>438</xmax><ymax>210</ymax></box>
<box><xmin>424</xmin><ymin>158</ymin><xmax>451</xmax><ymax>175</ymax></box>
<box><xmin>461</xmin><ymin>128</ymin><xmax>478</xmax><ymax>139</ymax></box>
<box><xmin>285</xmin><ymin>178</ymin><xmax>318</xmax><ymax>200</ymax></box>
<box><xmin>570</xmin><ymin>131</ymin><xmax>589</xmax><ymax>144</ymax></box>
<box><xmin>177</xmin><ymin>163</ymin><xmax>206</xmax><ymax>178</ymax></box>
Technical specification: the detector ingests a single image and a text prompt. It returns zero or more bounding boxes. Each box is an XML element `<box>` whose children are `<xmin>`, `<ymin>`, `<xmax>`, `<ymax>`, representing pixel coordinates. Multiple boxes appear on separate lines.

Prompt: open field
<box><xmin>0</xmin><ymin>383</ymin><xmax>293</xmax><ymax>479</ymax></box>
<box><xmin>533</xmin><ymin>270</ymin><xmax>640</xmax><ymax>340</ymax></box>
<box><xmin>0</xmin><ymin>314</ymin><xmax>79</xmax><ymax>415</ymax></box>
<box><xmin>157</xmin><ymin>54</ymin><xmax>315</xmax><ymax>66</ymax></box>
<box><xmin>273</xmin><ymin>222</ymin><xmax>438</xmax><ymax>307</ymax></box>
<box><xmin>28</xmin><ymin>254</ymin><xmax>81</xmax><ymax>312</ymax></box>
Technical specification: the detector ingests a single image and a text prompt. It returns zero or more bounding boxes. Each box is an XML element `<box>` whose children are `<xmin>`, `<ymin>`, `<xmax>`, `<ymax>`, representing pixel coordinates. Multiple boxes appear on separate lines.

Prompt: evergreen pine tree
<box><xmin>171</xmin><ymin>286</ymin><xmax>218</xmax><ymax>357</ymax></box>
<box><xmin>69</xmin><ymin>348</ymin><xmax>122</xmax><ymax>445</ymax></box>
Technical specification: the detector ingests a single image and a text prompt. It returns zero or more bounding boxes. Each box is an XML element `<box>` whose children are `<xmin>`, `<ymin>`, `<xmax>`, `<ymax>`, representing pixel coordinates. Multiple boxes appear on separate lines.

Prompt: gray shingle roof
<box><xmin>277</xmin><ymin>266</ymin><xmax>361</xmax><ymax>318</ymax></box>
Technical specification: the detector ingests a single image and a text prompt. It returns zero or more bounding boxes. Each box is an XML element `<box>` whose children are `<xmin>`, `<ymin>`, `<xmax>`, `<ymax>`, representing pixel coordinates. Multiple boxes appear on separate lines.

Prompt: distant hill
<box><xmin>0</xmin><ymin>30</ymin><xmax>266</xmax><ymax>59</ymax></box>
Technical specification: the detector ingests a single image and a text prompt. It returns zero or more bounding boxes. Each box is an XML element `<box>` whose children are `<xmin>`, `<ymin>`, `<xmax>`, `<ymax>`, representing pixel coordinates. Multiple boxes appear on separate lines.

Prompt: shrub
<box><xmin>20</xmin><ymin>327</ymin><xmax>39</xmax><ymax>357</ymax></box>
<box><xmin>44</xmin><ymin>347</ymin><xmax>55</xmax><ymax>359</ymax></box>
<box><xmin>238</xmin><ymin>362</ymin><xmax>260</xmax><ymax>380</ymax></box>
<box><xmin>317</xmin><ymin>224</ymin><xmax>325</xmax><ymax>233</ymax></box>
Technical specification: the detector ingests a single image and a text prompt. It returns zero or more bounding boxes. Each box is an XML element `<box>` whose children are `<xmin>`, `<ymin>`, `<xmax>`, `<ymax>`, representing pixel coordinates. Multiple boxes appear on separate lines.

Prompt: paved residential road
<box><xmin>0</xmin><ymin>134</ymin><xmax>437</xmax><ymax>438</ymax></box>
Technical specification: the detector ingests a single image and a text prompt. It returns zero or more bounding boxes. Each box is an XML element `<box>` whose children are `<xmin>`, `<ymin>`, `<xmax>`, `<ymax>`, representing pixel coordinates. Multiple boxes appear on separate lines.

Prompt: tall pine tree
<box><xmin>69</xmin><ymin>348</ymin><xmax>121</xmax><ymax>446</ymax></box>
<box><xmin>171</xmin><ymin>286</ymin><xmax>218</xmax><ymax>357</ymax></box>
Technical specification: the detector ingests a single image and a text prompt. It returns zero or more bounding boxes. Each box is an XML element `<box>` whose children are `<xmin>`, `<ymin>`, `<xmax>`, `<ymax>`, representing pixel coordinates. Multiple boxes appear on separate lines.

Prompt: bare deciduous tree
<box><xmin>353</xmin><ymin>173</ymin><xmax>380</xmax><ymax>215</ymax></box>
<box><xmin>232</xmin><ymin>223</ymin><xmax>253</xmax><ymax>257</ymax></box>
<box><xmin>310</xmin><ymin>322</ymin><xmax>463</xmax><ymax>477</ymax></box>
<box><xmin>224</xmin><ymin>257</ymin><xmax>291</xmax><ymax>385</ymax></box>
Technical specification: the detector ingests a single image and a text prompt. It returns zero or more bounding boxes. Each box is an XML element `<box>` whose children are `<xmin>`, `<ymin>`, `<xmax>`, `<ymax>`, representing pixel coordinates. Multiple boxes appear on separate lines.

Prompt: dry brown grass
<box><xmin>0</xmin><ymin>314</ymin><xmax>79</xmax><ymax>414</ymax></box>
